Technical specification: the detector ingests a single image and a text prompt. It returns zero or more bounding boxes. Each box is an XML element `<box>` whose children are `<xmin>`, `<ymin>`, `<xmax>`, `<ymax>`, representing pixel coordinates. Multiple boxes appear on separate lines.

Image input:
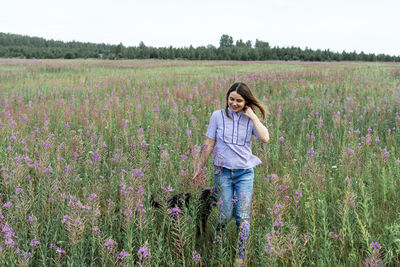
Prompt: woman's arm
<box><xmin>243</xmin><ymin>106</ymin><xmax>270</xmax><ymax>143</ymax></box>
<box><xmin>192</xmin><ymin>137</ymin><xmax>216</xmax><ymax>180</ymax></box>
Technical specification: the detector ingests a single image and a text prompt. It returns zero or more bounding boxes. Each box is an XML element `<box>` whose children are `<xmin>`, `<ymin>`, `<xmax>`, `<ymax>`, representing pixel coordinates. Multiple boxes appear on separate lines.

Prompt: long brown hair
<box><xmin>225</xmin><ymin>82</ymin><xmax>266</xmax><ymax>120</ymax></box>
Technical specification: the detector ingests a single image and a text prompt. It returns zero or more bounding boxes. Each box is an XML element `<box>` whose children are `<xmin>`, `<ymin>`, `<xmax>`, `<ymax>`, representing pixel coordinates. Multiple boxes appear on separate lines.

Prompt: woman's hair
<box><xmin>225</xmin><ymin>82</ymin><xmax>266</xmax><ymax>120</ymax></box>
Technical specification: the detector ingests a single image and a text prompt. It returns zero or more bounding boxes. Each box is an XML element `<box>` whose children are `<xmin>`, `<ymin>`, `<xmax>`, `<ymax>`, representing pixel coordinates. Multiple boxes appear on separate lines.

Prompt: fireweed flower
<box><xmin>1</xmin><ymin>223</ymin><xmax>17</xmax><ymax>248</ymax></box>
<box><xmin>137</xmin><ymin>245</ymin><xmax>151</xmax><ymax>259</ymax></box>
<box><xmin>371</xmin><ymin>242</ymin><xmax>381</xmax><ymax>250</ymax></box>
<box><xmin>192</xmin><ymin>251</ymin><xmax>201</xmax><ymax>262</ymax></box>
<box><xmin>28</xmin><ymin>216</ymin><xmax>37</xmax><ymax>222</ymax></box>
<box><xmin>30</xmin><ymin>239</ymin><xmax>40</xmax><ymax>247</ymax></box>
<box><xmin>163</xmin><ymin>186</ymin><xmax>174</xmax><ymax>193</ymax></box>
<box><xmin>161</xmin><ymin>151</ymin><xmax>169</xmax><ymax>158</ymax></box>
<box><xmin>269</xmin><ymin>173</ymin><xmax>278</xmax><ymax>179</ymax></box>
<box><xmin>61</xmin><ymin>215</ymin><xmax>71</xmax><ymax>224</ymax></box>
<box><xmin>118</xmin><ymin>250</ymin><xmax>129</xmax><ymax>261</ymax></box>
<box><xmin>92</xmin><ymin>226</ymin><xmax>100</xmax><ymax>234</ymax></box>
<box><xmin>123</xmin><ymin>209</ymin><xmax>133</xmax><ymax>218</ymax></box>
<box><xmin>50</xmin><ymin>243</ymin><xmax>66</xmax><ymax>254</ymax></box>
<box><xmin>104</xmin><ymin>239</ymin><xmax>117</xmax><ymax>250</ymax></box>
<box><xmin>294</xmin><ymin>190</ymin><xmax>303</xmax><ymax>199</ymax></box>
<box><xmin>2</xmin><ymin>202</ymin><xmax>12</xmax><ymax>208</ymax></box>
<box><xmin>92</xmin><ymin>153</ymin><xmax>101</xmax><ymax>162</ymax></box>
<box><xmin>167</xmin><ymin>207</ymin><xmax>182</xmax><ymax>216</ymax></box>
<box><xmin>87</xmin><ymin>193</ymin><xmax>98</xmax><ymax>201</ymax></box>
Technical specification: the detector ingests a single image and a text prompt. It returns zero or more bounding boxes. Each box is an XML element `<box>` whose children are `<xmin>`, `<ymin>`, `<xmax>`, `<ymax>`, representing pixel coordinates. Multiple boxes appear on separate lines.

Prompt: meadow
<box><xmin>0</xmin><ymin>58</ymin><xmax>400</xmax><ymax>266</ymax></box>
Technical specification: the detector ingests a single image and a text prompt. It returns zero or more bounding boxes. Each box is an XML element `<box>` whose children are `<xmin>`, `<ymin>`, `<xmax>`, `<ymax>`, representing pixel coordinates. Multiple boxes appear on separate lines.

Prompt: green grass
<box><xmin>0</xmin><ymin>58</ymin><xmax>400</xmax><ymax>266</ymax></box>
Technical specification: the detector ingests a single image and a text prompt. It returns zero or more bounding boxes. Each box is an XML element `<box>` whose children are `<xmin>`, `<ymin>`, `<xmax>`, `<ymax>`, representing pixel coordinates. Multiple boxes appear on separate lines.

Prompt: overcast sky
<box><xmin>1</xmin><ymin>0</ymin><xmax>399</xmax><ymax>56</ymax></box>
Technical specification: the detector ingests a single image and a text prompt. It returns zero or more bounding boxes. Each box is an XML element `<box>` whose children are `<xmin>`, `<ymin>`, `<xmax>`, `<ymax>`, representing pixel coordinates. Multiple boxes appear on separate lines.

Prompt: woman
<box><xmin>193</xmin><ymin>82</ymin><xmax>269</xmax><ymax>264</ymax></box>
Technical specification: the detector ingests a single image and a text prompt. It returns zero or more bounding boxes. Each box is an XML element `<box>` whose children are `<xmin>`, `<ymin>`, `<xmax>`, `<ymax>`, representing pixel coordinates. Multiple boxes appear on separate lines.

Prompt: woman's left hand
<box><xmin>243</xmin><ymin>106</ymin><xmax>257</xmax><ymax>121</ymax></box>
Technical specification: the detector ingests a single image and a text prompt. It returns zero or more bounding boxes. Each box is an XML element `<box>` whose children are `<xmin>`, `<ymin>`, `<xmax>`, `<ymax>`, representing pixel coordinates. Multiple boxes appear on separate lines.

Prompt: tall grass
<box><xmin>0</xmin><ymin>59</ymin><xmax>400</xmax><ymax>266</ymax></box>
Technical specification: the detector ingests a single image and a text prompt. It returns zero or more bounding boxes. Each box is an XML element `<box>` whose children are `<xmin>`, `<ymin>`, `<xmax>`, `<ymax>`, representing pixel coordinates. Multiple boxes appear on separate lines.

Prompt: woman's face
<box><xmin>228</xmin><ymin>91</ymin><xmax>246</xmax><ymax>113</ymax></box>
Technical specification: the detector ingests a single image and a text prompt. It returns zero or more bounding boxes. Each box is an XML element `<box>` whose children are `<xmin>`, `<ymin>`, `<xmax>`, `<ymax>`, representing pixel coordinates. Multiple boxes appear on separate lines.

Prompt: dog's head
<box><xmin>200</xmin><ymin>187</ymin><xmax>218</xmax><ymax>207</ymax></box>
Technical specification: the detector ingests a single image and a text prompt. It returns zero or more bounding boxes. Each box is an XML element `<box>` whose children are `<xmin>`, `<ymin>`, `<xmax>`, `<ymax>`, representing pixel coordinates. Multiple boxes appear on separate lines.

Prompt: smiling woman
<box><xmin>193</xmin><ymin>82</ymin><xmax>269</xmax><ymax>264</ymax></box>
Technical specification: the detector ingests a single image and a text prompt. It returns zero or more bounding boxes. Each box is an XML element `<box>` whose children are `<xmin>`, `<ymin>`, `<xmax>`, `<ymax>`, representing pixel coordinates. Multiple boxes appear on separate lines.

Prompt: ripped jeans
<box><xmin>214</xmin><ymin>166</ymin><xmax>254</xmax><ymax>259</ymax></box>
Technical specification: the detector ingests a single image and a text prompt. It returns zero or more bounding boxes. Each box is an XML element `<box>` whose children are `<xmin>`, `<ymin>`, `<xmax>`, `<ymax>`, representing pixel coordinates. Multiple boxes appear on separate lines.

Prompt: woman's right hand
<box><xmin>192</xmin><ymin>167</ymin><xmax>202</xmax><ymax>181</ymax></box>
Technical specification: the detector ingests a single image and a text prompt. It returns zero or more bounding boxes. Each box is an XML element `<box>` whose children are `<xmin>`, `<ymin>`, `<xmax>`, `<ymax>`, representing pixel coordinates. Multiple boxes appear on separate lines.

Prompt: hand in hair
<box><xmin>242</xmin><ymin>106</ymin><xmax>258</xmax><ymax>121</ymax></box>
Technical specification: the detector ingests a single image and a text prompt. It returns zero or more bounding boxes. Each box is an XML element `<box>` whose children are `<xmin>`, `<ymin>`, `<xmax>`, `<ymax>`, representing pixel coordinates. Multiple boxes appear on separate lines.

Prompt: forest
<box><xmin>0</xmin><ymin>32</ymin><xmax>399</xmax><ymax>62</ymax></box>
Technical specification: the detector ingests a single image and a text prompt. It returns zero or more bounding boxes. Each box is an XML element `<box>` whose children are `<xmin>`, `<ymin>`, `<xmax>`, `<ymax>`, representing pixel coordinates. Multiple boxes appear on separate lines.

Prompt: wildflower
<box><xmin>371</xmin><ymin>242</ymin><xmax>381</xmax><ymax>250</ymax></box>
<box><xmin>167</xmin><ymin>207</ymin><xmax>182</xmax><ymax>216</ymax></box>
<box><xmin>185</xmin><ymin>128</ymin><xmax>192</xmax><ymax>136</ymax></box>
<box><xmin>213</xmin><ymin>235</ymin><xmax>221</xmax><ymax>244</ymax></box>
<box><xmin>192</xmin><ymin>251</ymin><xmax>201</xmax><ymax>262</ymax></box>
<box><xmin>92</xmin><ymin>226</ymin><xmax>100</xmax><ymax>234</ymax></box>
<box><xmin>92</xmin><ymin>153</ymin><xmax>101</xmax><ymax>162</ymax></box>
<box><xmin>87</xmin><ymin>193</ymin><xmax>98</xmax><ymax>201</ymax></box>
<box><xmin>137</xmin><ymin>245</ymin><xmax>151</xmax><ymax>259</ymax></box>
<box><xmin>61</xmin><ymin>215</ymin><xmax>71</xmax><ymax>224</ymax></box>
<box><xmin>104</xmin><ymin>239</ymin><xmax>117</xmax><ymax>250</ymax></box>
<box><xmin>163</xmin><ymin>186</ymin><xmax>174</xmax><ymax>193</ymax></box>
<box><xmin>307</xmin><ymin>149</ymin><xmax>316</xmax><ymax>157</ymax></box>
<box><xmin>118</xmin><ymin>250</ymin><xmax>129</xmax><ymax>261</ymax></box>
<box><xmin>30</xmin><ymin>239</ymin><xmax>40</xmax><ymax>247</ymax></box>
<box><xmin>345</xmin><ymin>177</ymin><xmax>351</xmax><ymax>183</ymax></box>
<box><xmin>2</xmin><ymin>202</ymin><xmax>12</xmax><ymax>208</ymax></box>
<box><xmin>294</xmin><ymin>190</ymin><xmax>302</xmax><ymax>199</ymax></box>
<box><xmin>124</xmin><ymin>209</ymin><xmax>133</xmax><ymax>218</ymax></box>
<box><xmin>28</xmin><ymin>216</ymin><xmax>37</xmax><ymax>222</ymax></box>
<box><xmin>265</xmin><ymin>242</ymin><xmax>273</xmax><ymax>255</ymax></box>
<box><xmin>50</xmin><ymin>243</ymin><xmax>66</xmax><ymax>254</ymax></box>
<box><xmin>161</xmin><ymin>151</ymin><xmax>169</xmax><ymax>158</ymax></box>
<box><xmin>279</xmin><ymin>136</ymin><xmax>285</xmax><ymax>143</ymax></box>
<box><xmin>140</xmin><ymin>141</ymin><xmax>148</xmax><ymax>148</ymax></box>
<box><xmin>273</xmin><ymin>220</ymin><xmax>283</xmax><ymax>227</ymax></box>
<box><xmin>269</xmin><ymin>173</ymin><xmax>278</xmax><ymax>179</ymax></box>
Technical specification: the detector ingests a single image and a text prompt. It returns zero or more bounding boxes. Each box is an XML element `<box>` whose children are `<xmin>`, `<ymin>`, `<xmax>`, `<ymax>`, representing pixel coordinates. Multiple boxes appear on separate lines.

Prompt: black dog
<box><xmin>150</xmin><ymin>188</ymin><xmax>217</xmax><ymax>236</ymax></box>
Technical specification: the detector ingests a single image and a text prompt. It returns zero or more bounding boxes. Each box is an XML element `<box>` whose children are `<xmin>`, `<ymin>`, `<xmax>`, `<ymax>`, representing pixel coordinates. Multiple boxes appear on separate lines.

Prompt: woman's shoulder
<box><xmin>210</xmin><ymin>109</ymin><xmax>224</xmax><ymax>117</ymax></box>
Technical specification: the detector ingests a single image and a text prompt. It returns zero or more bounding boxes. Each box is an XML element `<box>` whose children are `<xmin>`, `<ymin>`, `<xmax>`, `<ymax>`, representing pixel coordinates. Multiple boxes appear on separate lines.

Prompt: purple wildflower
<box><xmin>104</xmin><ymin>239</ymin><xmax>117</xmax><ymax>250</ymax></box>
<box><xmin>371</xmin><ymin>242</ymin><xmax>381</xmax><ymax>250</ymax></box>
<box><xmin>30</xmin><ymin>239</ymin><xmax>40</xmax><ymax>247</ymax></box>
<box><xmin>192</xmin><ymin>251</ymin><xmax>201</xmax><ymax>262</ymax></box>
<box><xmin>137</xmin><ymin>245</ymin><xmax>151</xmax><ymax>259</ymax></box>
<box><xmin>118</xmin><ymin>250</ymin><xmax>129</xmax><ymax>261</ymax></box>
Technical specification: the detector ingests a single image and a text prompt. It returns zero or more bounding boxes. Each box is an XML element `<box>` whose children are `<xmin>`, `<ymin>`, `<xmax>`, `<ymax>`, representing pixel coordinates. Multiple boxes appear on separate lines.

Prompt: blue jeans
<box><xmin>214</xmin><ymin>166</ymin><xmax>254</xmax><ymax>259</ymax></box>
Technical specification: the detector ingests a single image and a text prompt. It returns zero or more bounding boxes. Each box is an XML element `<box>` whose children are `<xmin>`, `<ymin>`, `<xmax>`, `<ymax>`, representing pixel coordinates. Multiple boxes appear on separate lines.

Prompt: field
<box><xmin>1</xmin><ymin>58</ymin><xmax>400</xmax><ymax>266</ymax></box>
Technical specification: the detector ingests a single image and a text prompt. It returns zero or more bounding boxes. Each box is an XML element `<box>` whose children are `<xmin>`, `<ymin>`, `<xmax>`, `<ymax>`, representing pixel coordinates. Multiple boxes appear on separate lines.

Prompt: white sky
<box><xmin>1</xmin><ymin>0</ymin><xmax>399</xmax><ymax>56</ymax></box>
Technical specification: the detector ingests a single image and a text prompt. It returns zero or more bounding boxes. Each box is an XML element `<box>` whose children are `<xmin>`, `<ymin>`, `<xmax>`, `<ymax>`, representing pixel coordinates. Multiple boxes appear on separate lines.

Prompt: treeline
<box><xmin>0</xmin><ymin>32</ymin><xmax>399</xmax><ymax>62</ymax></box>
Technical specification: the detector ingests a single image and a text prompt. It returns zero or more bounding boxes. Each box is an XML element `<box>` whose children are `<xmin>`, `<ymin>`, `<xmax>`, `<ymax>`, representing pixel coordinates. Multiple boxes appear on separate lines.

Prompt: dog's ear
<box><xmin>150</xmin><ymin>194</ymin><xmax>162</xmax><ymax>208</ymax></box>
